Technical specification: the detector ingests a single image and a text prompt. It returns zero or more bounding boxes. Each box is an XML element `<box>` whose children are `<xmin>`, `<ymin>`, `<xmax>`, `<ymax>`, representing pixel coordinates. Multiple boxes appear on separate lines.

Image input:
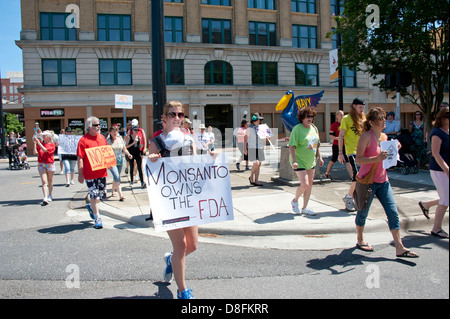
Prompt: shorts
<box><xmin>331</xmin><ymin>144</ymin><xmax>349</xmax><ymax>163</ymax></box>
<box><xmin>38</xmin><ymin>162</ymin><xmax>56</xmax><ymax>172</ymax></box>
<box><xmin>347</xmin><ymin>154</ymin><xmax>359</xmax><ymax>181</ymax></box>
<box><xmin>248</xmin><ymin>148</ymin><xmax>265</xmax><ymax>162</ymax></box>
<box><xmin>86</xmin><ymin>177</ymin><xmax>107</xmax><ymax>200</ymax></box>
<box><xmin>430</xmin><ymin>170</ymin><xmax>449</xmax><ymax>206</ymax></box>
<box><xmin>294</xmin><ymin>166</ymin><xmax>316</xmax><ymax>172</ymax></box>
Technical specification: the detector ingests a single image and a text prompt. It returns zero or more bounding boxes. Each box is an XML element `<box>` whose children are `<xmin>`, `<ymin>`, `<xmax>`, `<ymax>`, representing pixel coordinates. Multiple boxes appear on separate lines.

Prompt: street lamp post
<box><xmin>0</xmin><ymin>67</ymin><xmax>6</xmax><ymax>158</ymax></box>
<box><xmin>337</xmin><ymin>1</ymin><xmax>344</xmax><ymax>111</ymax></box>
<box><xmin>0</xmin><ymin>97</ymin><xmax>5</xmax><ymax>158</ymax></box>
<box><xmin>151</xmin><ymin>0</ymin><xmax>167</xmax><ymax>134</ymax></box>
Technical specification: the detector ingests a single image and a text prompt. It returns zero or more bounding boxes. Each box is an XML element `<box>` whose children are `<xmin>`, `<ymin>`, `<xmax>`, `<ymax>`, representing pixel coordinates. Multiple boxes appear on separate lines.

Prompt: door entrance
<box><xmin>204</xmin><ymin>104</ymin><xmax>233</xmax><ymax>146</ymax></box>
<box><xmin>41</xmin><ymin>119</ymin><xmax>62</xmax><ymax>133</ymax></box>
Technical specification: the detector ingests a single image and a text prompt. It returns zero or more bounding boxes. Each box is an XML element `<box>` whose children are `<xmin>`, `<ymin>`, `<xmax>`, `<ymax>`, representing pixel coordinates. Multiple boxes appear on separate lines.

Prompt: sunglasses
<box><xmin>91</xmin><ymin>123</ymin><xmax>100</xmax><ymax>127</ymax></box>
<box><xmin>306</xmin><ymin>115</ymin><xmax>315</xmax><ymax>119</ymax></box>
<box><xmin>167</xmin><ymin>112</ymin><xmax>185</xmax><ymax>119</ymax></box>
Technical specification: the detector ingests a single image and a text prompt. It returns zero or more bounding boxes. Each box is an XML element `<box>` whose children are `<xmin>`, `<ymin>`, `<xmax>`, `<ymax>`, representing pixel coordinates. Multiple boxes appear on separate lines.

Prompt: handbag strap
<box><xmin>357</xmin><ymin>161</ymin><xmax>379</xmax><ymax>184</ymax></box>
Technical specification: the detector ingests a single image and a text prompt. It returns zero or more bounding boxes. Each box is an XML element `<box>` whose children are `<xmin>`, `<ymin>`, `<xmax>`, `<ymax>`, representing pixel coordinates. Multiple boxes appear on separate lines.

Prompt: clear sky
<box><xmin>0</xmin><ymin>0</ymin><xmax>23</xmax><ymax>78</ymax></box>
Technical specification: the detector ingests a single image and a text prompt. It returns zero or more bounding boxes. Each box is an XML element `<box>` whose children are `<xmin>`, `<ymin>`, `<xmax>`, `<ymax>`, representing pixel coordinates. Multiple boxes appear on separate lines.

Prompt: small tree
<box><xmin>5</xmin><ymin>113</ymin><xmax>24</xmax><ymax>135</ymax></box>
<box><xmin>334</xmin><ymin>0</ymin><xmax>449</xmax><ymax>133</ymax></box>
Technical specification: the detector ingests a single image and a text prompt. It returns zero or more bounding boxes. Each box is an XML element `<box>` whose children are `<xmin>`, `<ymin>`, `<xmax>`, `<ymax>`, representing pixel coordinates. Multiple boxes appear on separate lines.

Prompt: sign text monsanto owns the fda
<box><xmin>145</xmin><ymin>153</ymin><xmax>234</xmax><ymax>232</ymax></box>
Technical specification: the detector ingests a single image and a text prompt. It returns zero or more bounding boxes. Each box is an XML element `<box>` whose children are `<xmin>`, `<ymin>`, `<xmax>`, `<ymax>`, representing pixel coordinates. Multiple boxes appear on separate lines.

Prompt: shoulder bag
<box><xmin>353</xmin><ymin>162</ymin><xmax>379</xmax><ymax>211</ymax></box>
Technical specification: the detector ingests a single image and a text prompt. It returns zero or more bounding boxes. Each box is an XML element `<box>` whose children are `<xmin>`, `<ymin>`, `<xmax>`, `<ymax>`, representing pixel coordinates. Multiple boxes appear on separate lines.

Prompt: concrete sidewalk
<box><xmin>69</xmin><ymin>144</ymin><xmax>446</xmax><ymax>240</ymax></box>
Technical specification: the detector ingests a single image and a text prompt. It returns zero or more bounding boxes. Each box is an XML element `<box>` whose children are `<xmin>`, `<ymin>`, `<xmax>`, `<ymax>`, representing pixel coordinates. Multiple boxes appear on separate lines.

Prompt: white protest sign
<box><xmin>58</xmin><ymin>135</ymin><xmax>82</xmax><ymax>155</ymax></box>
<box><xmin>257</xmin><ymin>124</ymin><xmax>273</xmax><ymax>139</ymax></box>
<box><xmin>381</xmin><ymin>139</ymin><xmax>399</xmax><ymax>169</ymax></box>
<box><xmin>115</xmin><ymin>94</ymin><xmax>133</xmax><ymax>109</ymax></box>
<box><xmin>145</xmin><ymin>153</ymin><xmax>234</xmax><ymax>232</ymax></box>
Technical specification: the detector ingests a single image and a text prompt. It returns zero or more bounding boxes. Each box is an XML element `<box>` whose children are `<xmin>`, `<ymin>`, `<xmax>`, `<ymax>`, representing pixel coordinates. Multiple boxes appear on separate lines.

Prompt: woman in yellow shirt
<box><xmin>338</xmin><ymin>98</ymin><xmax>366</xmax><ymax>211</ymax></box>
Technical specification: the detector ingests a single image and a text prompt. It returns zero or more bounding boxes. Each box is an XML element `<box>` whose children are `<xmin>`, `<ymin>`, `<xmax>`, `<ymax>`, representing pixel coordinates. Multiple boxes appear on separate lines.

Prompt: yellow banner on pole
<box><xmin>329</xmin><ymin>49</ymin><xmax>339</xmax><ymax>81</ymax></box>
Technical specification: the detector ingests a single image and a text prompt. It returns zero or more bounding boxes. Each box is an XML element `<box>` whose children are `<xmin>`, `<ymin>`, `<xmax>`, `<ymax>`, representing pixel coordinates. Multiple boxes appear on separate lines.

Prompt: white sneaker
<box><xmin>301</xmin><ymin>208</ymin><xmax>316</xmax><ymax>216</ymax></box>
<box><xmin>47</xmin><ymin>195</ymin><xmax>53</xmax><ymax>202</ymax></box>
<box><xmin>291</xmin><ymin>200</ymin><xmax>301</xmax><ymax>214</ymax></box>
<box><xmin>70</xmin><ymin>180</ymin><xmax>75</xmax><ymax>185</ymax></box>
<box><xmin>343</xmin><ymin>194</ymin><xmax>356</xmax><ymax>211</ymax></box>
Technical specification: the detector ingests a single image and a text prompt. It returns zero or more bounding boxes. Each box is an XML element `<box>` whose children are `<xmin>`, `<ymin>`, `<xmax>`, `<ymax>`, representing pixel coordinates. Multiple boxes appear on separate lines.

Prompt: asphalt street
<box><xmin>0</xmin><ymin>154</ymin><xmax>448</xmax><ymax>306</ymax></box>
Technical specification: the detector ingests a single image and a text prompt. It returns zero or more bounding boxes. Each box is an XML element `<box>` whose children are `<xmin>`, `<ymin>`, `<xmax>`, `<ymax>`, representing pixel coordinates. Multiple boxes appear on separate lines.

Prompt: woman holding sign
<box><xmin>245</xmin><ymin>113</ymin><xmax>266</xmax><ymax>186</ymax></box>
<box><xmin>354</xmin><ymin>107</ymin><xmax>418</xmax><ymax>258</ymax></box>
<box><xmin>148</xmin><ymin>101</ymin><xmax>198</xmax><ymax>299</ymax></box>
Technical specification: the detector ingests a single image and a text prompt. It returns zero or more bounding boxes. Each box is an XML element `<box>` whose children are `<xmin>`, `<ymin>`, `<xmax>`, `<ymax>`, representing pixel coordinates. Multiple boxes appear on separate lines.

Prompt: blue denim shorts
<box><xmin>355</xmin><ymin>181</ymin><xmax>400</xmax><ymax>230</ymax></box>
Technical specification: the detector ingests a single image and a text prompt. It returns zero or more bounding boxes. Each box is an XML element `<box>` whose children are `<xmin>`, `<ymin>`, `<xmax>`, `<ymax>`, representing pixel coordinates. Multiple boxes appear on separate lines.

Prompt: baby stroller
<box><xmin>9</xmin><ymin>144</ymin><xmax>30</xmax><ymax>170</ymax></box>
<box><xmin>394</xmin><ymin>131</ymin><xmax>418</xmax><ymax>175</ymax></box>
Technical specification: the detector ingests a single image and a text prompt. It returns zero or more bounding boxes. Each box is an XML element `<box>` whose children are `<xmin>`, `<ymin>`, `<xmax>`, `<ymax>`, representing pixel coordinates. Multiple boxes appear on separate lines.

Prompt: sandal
<box><xmin>431</xmin><ymin>230</ymin><xmax>449</xmax><ymax>238</ymax></box>
<box><xmin>418</xmin><ymin>201</ymin><xmax>430</xmax><ymax>219</ymax></box>
<box><xmin>396</xmin><ymin>250</ymin><xmax>419</xmax><ymax>258</ymax></box>
<box><xmin>356</xmin><ymin>243</ymin><xmax>374</xmax><ymax>252</ymax></box>
<box><xmin>249</xmin><ymin>177</ymin><xmax>256</xmax><ymax>186</ymax></box>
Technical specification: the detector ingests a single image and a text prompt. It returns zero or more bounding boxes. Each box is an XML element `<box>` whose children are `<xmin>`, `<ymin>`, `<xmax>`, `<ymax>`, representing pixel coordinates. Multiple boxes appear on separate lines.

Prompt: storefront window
<box><xmin>68</xmin><ymin>119</ymin><xmax>84</xmax><ymax>135</ymax></box>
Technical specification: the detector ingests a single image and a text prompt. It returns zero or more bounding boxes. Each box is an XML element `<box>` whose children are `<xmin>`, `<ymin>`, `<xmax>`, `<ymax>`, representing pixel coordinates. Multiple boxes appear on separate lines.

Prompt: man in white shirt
<box><xmin>384</xmin><ymin>111</ymin><xmax>400</xmax><ymax>139</ymax></box>
<box><xmin>195</xmin><ymin>124</ymin><xmax>210</xmax><ymax>154</ymax></box>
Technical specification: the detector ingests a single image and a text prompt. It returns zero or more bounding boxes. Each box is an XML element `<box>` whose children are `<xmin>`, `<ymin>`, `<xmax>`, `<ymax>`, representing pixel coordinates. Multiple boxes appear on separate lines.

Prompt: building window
<box><xmin>331</xmin><ymin>0</ymin><xmax>344</xmax><ymax>16</ymax></box>
<box><xmin>166</xmin><ymin>59</ymin><xmax>185</xmax><ymax>85</ymax></box>
<box><xmin>292</xmin><ymin>25</ymin><xmax>317</xmax><ymax>49</ymax></box>
<box><xmin>42</xmin><ymin>59</ymin><xmax>77</xmax><ymax>86</ymax></box>
<box><xmin>295</xmin><ymin>63</ymin><xmax>319</xmax><ymax>86</ymax></box>
<box><xmin>165</xmin><ymin>17</ymin><xmax>183</xmax><ymax>43</ymax></box>
<box><xmin>331</xmin><ymin>27</ymin><xmax>338</xmax><ymax>49</ymax></box>
<box><xmin>291</xmin><ymin>0</ymin><xmax>316</xmax><ymax>13</ymax></box>
<box><xmin>248</xmin><ymin>0</ymin><xmax>275</xmax><ymax>10</ymax></box>
<box><xmin>201</xmin><ymin>0</ymin><xmax>231</xmax><ymax>5</ymax></box>
<box><xmin>202</xmin><ymin>19</ymin><xmax>232</xmax><ymax>44</ymax></box>
<box><xmin>205</xmin><ymin>61</ymin><xmax>233</xmax><ymax>85</ymax></box>
<box><xmin>343</xmin><ymin>66</ymin><xmax>357</xmax><ymax>87</ymax></box>
<box><xmin>252</xmin><ymin>61</ymin><xmax>277</xmax><ymax>85</ymax></box>
<box><xmin>99</xmin><ymin>59</ymin><xmax>132</xmax><ymax>86</ymax></box>
<box><xmin>249</xmin><ymin>22</ymin><xmax>277</xmax><ymax>46</ymax></box>
<box><xmin>165</xmin><ymin>0</ymin><xmax>183</xmax><ymax>2</ymax></box>
<box><xmin>40</xmin><ymin>13</ymin><xmax>77</xmax><ymax>41</ymax></box>
<box><xmin>97</xmin><ymin>14</ymin><xmax>131</xmax><ymax>41</ymax></box>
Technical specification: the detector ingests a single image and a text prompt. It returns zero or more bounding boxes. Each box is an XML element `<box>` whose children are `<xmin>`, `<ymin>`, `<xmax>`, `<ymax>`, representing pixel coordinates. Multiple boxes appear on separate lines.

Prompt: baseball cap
<box><xmin>352</xmin><ymin>98</ymin><xmax>365</xmax><ymax>105</ymax></box>
<box><xmin>251</xmin><ymin>113</ymin><xmax>264</xmax><ymax>121</ymax></box>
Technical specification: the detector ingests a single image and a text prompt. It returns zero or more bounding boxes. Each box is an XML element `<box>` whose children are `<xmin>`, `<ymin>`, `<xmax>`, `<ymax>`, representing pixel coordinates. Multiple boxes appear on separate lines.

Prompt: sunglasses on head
<box><xmin>167</xmin><ymin>112</ymin><xmax>185</xmax><ymax>119</ymax></box>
